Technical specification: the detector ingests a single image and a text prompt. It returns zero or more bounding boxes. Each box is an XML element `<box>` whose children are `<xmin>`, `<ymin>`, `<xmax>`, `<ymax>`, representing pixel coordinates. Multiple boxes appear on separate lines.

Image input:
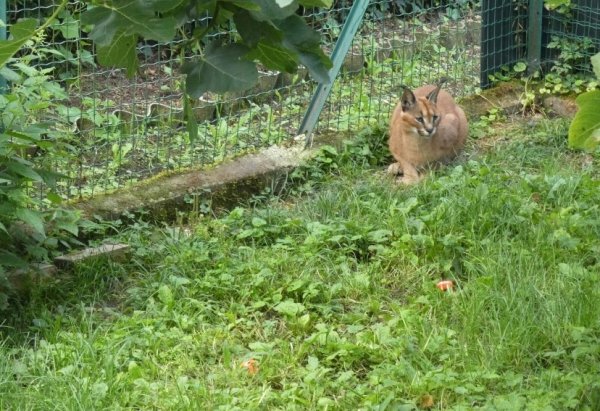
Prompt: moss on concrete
<box><xmin>72</xmin><ymin>140</ymin><xmax>337</xmax><ymax>223</ymax></box>
<box><xmin>542</xmin><ymin>94</ymin><xmax>579</xmax><ymax>118</ymax></box>
<box><xmin>459</xmin><ymin>80</ymin><xmax>523</xmax><ymax>120</ymax></box>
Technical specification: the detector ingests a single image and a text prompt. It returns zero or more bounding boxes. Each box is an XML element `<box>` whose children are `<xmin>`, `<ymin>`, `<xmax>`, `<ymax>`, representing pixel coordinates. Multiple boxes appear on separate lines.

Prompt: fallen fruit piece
<box><xmin>421</xmin><ymin>394</ymin><xmax>435</xmax><ymax>408</ymax></box>
<box><xmin>240</xmin><ymin>359</ymin><xmax>259</xmax><ymax>374</ymax></box>
<box><xmin>436</xmin><ymin>280</ymin><xmax>454</xmax><ymax>291</ymax></box>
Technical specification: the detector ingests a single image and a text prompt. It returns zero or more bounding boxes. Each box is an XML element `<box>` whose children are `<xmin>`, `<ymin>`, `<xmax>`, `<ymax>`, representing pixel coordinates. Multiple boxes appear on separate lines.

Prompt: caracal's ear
<box><xmin>426</xmin><ymin>77</ymin><xmax>450</xmax><ymax>104</ymax></box>
<box><xmin>400</xmin><ymin>85</ymin><xmax>416</xmax><ymax>111</ymax></box>
<box><xmin>426</xmin><ymin>84</ymin><xmax>443</xmax><ymax>104</ymax></box>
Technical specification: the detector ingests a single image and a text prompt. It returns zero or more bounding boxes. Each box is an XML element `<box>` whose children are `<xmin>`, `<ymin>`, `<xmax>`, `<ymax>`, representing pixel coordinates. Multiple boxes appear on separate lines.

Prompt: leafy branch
<box><xmin>568</xmin><ymin>52</ymin><xmax>600</xmax><ymax>150</ymax></box>
<box><xmin>76</xmin><ymin>0</ymin><xmax>333</xmax><ymax>97</ymax></box>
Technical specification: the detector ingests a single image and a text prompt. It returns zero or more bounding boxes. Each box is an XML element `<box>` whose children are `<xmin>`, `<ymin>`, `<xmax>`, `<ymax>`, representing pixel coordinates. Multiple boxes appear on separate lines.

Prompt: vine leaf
<box><xmin>96</xmin><ymin>29</ymin><xmax>138</xmax><ymax>77</ymax></box>
<box><xmin>568</xmin><ymin>90</ymin><xmax>600</xmax><ymax>151</ymax></box>
<box><xmin>245</xmin><ymin>39</ymin><xmax>299</xmax><ymax>73</ymax></box>
<box><xmin>275</xmin><ymin>15</ymin><xmax>332</xmax><ymax>83</ymax></box>
<box><xmin>15</xmin><ymin>208</ymin><xmax>45</xmax><ymax>236</ymax></box>
<box><xmin>234</xmin><ymin>9</ymin><xmax>283</xmax><ymax>48</ymax></box>
<box><xmin>0</xmin><ymin>19</ymin><xmax>38</xmax><ymax>69</ymax></box>
<box><xmin>180</xmin><ymin>41</ymin><xmax>258</xmax><ymax>98</ymax></box>
<box><xmin>544</xmin><ymin>0</ymin><xmax>571</xmax><ymax>10</ymax></box>
<box><xmin>249</xmin><ymin>0</ymin><xmax>299</xmax><ymax>21</ymax></box>
<box><xmin>299</xmin><ymin>0</ymin><xmax>333</xmax><ymax>6</ymax></box>
<box><xmin>591</xmin><ymin>52</ymin><xmax>600</xmax><ymax>80</ymax></box>
<box><xmin>80</xmin><ymin>0</ymin><xmax>177</xmax><ymax>46</ymax></box>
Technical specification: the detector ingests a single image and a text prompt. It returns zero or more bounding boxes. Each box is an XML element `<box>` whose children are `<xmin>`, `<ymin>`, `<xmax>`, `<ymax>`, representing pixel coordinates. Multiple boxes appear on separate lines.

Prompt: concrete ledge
<box><xmin>459</xmin><ymin>80</ymin><xmax>523</xmax><ymax>120</ymax></box>
<box><xmin>54</xmin><ymin>244</ymin><xmax>131</xmax><ymax>269</ymax></box>
<box><xmin>460</xmin><ymin>81</ymin><xmax>580</xmax><ymax>120</ymax></box>
<box><xmin>73</xmin><ymin>138</ymin><xmax>332</xmax><ymax>222</ymax></box>
<box><xmin>542</xmin><ymin>95</ymin><xmax>579</xmax><ymax>118</ymax></box>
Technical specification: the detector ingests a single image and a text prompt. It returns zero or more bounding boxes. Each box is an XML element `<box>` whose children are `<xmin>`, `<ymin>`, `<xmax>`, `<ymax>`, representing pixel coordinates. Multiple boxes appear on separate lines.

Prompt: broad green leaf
<box><xmin>274</xmin><ymin>300</ymin><xmax>305</xmax><ymax>317</ymax></box>
<box><xmin>15</xmin><ymin>208</ymin><xmax>45</xmax><ymax>235</ymax></box>
<box><xmin>275</xmin><ymin>0</ymin><xmax>295</xmax><ymax>6</ymax></box>
<box><xmin>0</xmin><ymin>19</ymin><xmax>38</xmax><ymax>69</ymax></box>
<box><xmin>252</xmin><ymin>217</ymin><xmax>267</xmax><ymax>227</ymax></box>
<box><xmin>0</xmin><ymin>250</ymin><xmax>27</xmax><ymax>268</ymax></box>
<box><xmin>171</xmin><ymin>0</ymin><xmax>219</xmax><ymax>26</ymax></box>
<box><xmin>8</xmin><ymin>19</ymin><xmax>37</xmax><ymax>40</ymax></box>
<box><xmin>296</xmin><ymin>49</ymin><xmax>331</xmax><ymax>83</ymax></box>
<box><xmin>6</xmin><ymin>162</ymin><xmax>43</xmax><ymax>182</ymax></box>
<box><xmin>46</xmin><ymin>191</ymin><xmax>62</xmax><ymax>205</ymax></box>
<box><xmin>143</xmin><ymin>0</ymin><xmax>187</xmax><ymax>13</ymax></box>
<box><xmin>245</xmin><ymin>39</ymin><xmax>299</xmax><ymax>73</ymax></box>
<box><xmin>367</xmin><ymin>229</ymin><xmax>393</xmax><ymax>243</ymax></box>
<box><xmin>234</xmin><ymin>9</ymin><xmax>283</xmax><ymax>48</ymax></box>
<box><xmin>49</xmin><ymin>13</ymin><xmax>80</xmax><ymax>39</ymax></box>
<box><xmin>81</xmin><ymin>1</ymin><xmax>176</xmax><ymax>46</ymax></box>
<box><xmin>249</xmin><ymin>0</ymin><xmax>299</xmax><ymax>21</ymax></box>
<box><xmin>513</xmin><ymin>62</ymin><xmax>527</xmax><ymax>72</ymax></box>
<box><xmin>0</xmin><ymin>66</ymin><xmax>20</xmax><ymax>82</ymax></box>
<box><xmin>184</xmin><ymin>94</ymin><xmax>198</xmax><ymax>143</ymax></box>
<box><xmin>299</xmin><ymin>0</ymin><xmax>333</xmax><ymax>6</ymax></box>
<box><xmin>591</xmin><ymin>52</ymin><xmax>600</xmax><ymax>80</ymax></box>
<box><xmin>275</xmin><ymin>15</ymin><xmax>321</xmax><ymax>50</ymax></box>
<box><xmin>230</xmin><ymin>1</ymin><xmax>262</xmax><ymax>12</ymax></box>
<box><xmin>34</xmin><ymin>168</ymin><xmax>69</xmax><ymax>190</ymax></box>
<box><xmin>274</xmin><ymin>15</ymin><xmax>332</xmax><ymax>83</ymax></box>
<box><xmin>55</xmin><ymin>220</ymin><xmax>79</xmax><ymax>236</ymax></box>
<box><xmin>0</xmin><ymin>221</ymin><xmax>8</xmax><ymax>235</ymax></box>
<box><xmin>568</xmin><ymin>90</ymin><xmax>600</xmax><ymax>151</ymax></box>
<box><xmin>96</xmin><ymin>29</ymin><xmax>139</xmax><ymax>78</ymax></box>
<box><xmin>180</xmin><ymin>41</ymin><xmax>258</xmax><ymax>97</ymax></box>
<box><xmin>157</xmin><ymin>284</ymin><xmax>174</xmax><ymax>307</ymax></box>
<box><xmin>4</xmin><ymin>129</ymin><xmax>40</xmax><ymax>143</ymax></box>
<box><xmin>544</xmin><ymin>0</ymin><xmax>571</xmax><ymax>10</ymax></box>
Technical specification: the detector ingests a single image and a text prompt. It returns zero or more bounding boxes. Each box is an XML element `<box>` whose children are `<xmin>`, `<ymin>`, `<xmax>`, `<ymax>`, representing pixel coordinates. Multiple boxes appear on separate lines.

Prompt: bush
<box><xmin>0</xmin><ymin>32</ymin><xmax>83</xmax><ymax>309</ymax></box>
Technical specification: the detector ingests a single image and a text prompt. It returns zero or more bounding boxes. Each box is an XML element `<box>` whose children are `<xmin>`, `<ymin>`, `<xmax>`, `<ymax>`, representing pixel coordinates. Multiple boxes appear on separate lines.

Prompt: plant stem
<box><xmin>38</xmin><ymin>0</ymin><xmax>69</xmax><ymax>33</ymax></box>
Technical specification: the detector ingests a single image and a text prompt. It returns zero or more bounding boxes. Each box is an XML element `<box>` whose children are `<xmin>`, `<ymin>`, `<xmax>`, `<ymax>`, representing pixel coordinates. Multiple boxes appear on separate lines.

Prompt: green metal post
<box><xmin>0</xmin><ymin>0</ymin><xmax>6</xmax><ymax>93</ymax></box>
<box><xmin>299</xmin><ymin>1</ymin><xmax>369</xmax><ymax>148</ymax></box>
<box><xmin>527</xmin><ymin>0</ymin><xmax>544</xmax><ymax>75</ymax></box>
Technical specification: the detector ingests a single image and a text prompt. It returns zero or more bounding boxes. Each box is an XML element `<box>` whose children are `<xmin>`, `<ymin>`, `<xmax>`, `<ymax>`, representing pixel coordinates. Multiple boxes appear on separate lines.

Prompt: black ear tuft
<box><xmin>426</xmin><ymin>77</ymin><xmax>450</xmax><ymax>103</ymax></box>
<box><xmin>400</xmin><ymin>85</ymin><xmax>417</xmax><ymax>111</ymax></box>
<box><xmin>426</xmin><ymin>84</ymin><xmax>442</xmax><ymax>104</ymax></box>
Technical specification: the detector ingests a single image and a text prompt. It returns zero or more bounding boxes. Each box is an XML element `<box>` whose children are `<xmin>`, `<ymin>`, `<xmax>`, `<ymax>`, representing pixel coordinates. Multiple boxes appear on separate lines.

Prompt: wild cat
<box><xmin>387</xmin><ymin>78</ymin><xmax>468</xmax><ymax>184</ymax></box>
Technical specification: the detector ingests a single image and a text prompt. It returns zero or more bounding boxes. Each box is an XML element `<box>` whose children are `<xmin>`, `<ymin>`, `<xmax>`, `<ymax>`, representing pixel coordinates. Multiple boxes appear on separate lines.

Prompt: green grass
<box><xmin>2</xmin><ymin>117</ymin><xmax>600</xmax><ymax>410</ymax></box>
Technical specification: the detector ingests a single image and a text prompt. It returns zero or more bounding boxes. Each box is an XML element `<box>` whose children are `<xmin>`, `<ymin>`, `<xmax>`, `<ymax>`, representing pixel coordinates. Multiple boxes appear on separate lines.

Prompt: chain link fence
<box><xmin>4</xmin><ymin>1</ymin><xmax>482</xmax><ymax>200</ymax></box>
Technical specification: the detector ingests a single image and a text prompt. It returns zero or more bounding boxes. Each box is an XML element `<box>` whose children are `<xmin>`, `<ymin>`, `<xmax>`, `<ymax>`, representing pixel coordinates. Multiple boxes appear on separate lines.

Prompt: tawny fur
<box><xmin>388</xmin><ymin>81</ymin><xmax>468</xmax><ymax>184</ymax></box>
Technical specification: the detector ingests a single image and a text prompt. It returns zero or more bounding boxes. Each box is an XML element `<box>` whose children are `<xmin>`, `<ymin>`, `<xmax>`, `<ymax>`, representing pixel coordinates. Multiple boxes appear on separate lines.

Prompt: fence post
<box><xmin>299</xmin><ymin>1</ymin><xmax>368</xmax><ymax>148</ymax></box>
<box><xmin>0</xmin><ymin>0</ymin><xmax>7</xmax><ymax>94</ymax></box>
<box><xmin>527</xmin><ymin>0</ymin><xmax>544</xmax><ymax>75</ymax></box>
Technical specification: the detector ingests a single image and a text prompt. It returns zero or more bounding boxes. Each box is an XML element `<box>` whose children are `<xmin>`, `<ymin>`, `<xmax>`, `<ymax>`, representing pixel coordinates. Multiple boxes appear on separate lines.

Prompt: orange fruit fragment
<box><xmin>240</xmin><ymin>359</ymin><xmax>259</xmax><ymax>374</ymax></box>
<box><xmin>436</xmin><ymin>280</ymin><xmax>454</xmax><ymax>291</ymax></box>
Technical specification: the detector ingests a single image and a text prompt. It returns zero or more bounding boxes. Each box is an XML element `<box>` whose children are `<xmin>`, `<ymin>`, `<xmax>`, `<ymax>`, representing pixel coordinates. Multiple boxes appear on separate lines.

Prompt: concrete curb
<box><xmin>73</xmin><ymin>138</ymin><xmax>331</xmax><ymax>222</ymax></box>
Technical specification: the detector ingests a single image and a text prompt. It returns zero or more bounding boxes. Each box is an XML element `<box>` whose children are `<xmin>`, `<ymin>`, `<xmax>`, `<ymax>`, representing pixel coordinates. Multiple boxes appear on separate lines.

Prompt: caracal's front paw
<box><xmin>400</xmin><ymin>174</ymin><xmax>422</xmax><ymax>185</ymax></box>
<box><xmin>387</xmin><ymin>162</ymin><xmax>402</xmax><ymax>175</ymax></box>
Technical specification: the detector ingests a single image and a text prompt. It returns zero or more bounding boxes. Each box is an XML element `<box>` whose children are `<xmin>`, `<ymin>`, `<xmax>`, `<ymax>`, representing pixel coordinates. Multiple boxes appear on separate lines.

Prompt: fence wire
<box><xmin>481</xmin><ymin>0</ymin><xmax>600</xmax><ymax>88</ymax></box>
<box><xmin>5</xmin><ymin>1</ymin><xmax>482</xmax><ymax>200</ymax></box>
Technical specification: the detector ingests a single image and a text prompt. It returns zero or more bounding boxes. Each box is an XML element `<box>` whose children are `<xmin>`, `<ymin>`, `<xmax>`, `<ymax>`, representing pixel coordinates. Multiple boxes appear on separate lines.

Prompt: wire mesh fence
<box><xmin>481</xmin><ymin>0</ymin><xmax>600</xmax><ymax>88</ymax></box>
<box><xmin>542</xmin><ymin>0</ymin><xmax>600</xmax><ymax>74</ymax></box>
<box><xmin>4</xmin><ymin>1</ymin><xmax>483</xmax><ymax>200</ymax></box>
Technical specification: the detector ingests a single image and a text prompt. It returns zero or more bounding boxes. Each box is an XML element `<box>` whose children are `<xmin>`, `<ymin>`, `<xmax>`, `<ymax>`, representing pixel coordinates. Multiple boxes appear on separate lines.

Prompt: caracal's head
<box><xmin>399</xmin><ymin>83</ymin><xmax>443</xmax><ymax>137</ymax></box>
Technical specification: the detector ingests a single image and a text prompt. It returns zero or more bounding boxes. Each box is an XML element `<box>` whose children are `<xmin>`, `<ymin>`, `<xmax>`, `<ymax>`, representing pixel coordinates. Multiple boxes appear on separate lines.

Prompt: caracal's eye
<box><xmin>415</xmin><ymin>117</ymin><xmax>424</xmax><ymax>123</ymax></box>
<box><xmin>433</xmin><ymin>115</ymin><xmax>439</xmax><ymax>122</ymax></box>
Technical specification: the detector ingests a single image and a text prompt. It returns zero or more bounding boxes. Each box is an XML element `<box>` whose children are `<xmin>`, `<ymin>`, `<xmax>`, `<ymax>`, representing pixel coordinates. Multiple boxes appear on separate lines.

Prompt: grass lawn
<box><xmin>2</xmin><ymin>116</ymin><xmax>600</xmax><ymax>410</ymax></box>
